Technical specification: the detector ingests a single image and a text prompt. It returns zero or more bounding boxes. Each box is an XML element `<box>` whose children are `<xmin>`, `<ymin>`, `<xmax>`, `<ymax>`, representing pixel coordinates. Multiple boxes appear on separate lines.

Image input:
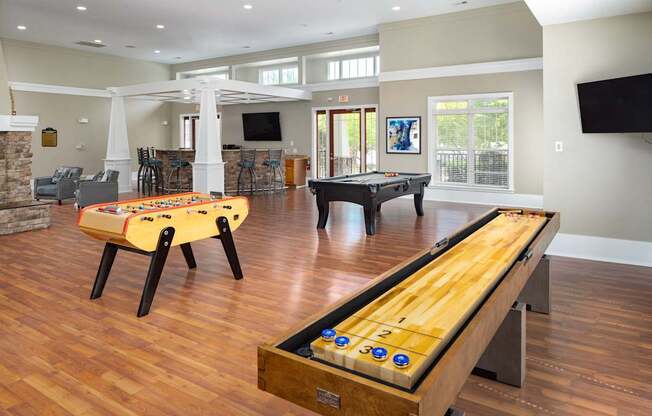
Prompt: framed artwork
<box><xmin>386</xmin><ymin>116</ymin><xmax>421</xmax><ymax>154</ymax></box>
<box><xmin>41</xmin><ymin>128</ymin><xmax>57</xmax><ymax>147</ymax></box>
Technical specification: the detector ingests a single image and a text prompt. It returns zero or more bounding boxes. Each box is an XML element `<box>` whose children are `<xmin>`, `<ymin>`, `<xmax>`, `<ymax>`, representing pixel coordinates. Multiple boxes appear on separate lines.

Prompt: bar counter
<box><xmin>155</xmin><ymin>148</ymin><xmax>286</xmax><ymax>194</ymax></box>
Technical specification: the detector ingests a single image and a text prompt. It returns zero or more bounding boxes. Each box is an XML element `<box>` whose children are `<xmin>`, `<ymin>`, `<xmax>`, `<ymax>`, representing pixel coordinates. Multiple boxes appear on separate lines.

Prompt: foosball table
<box><xmin>78</xmin><ymin>192</ymin><xmax>248</xmax><ymax>317</ymax></box>
<box><xmin>258</xmin><ymin>208</ymin><xmax>559</xmax><ymax>415</ymax></box>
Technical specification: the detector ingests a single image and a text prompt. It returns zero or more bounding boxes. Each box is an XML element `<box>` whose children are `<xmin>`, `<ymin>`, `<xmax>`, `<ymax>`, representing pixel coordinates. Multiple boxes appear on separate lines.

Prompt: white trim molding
<box><xmin>0</xmin><ymin>115</ymin><xmax>39</xmax><ymax>132</ymax></box>
<box><xmin>546</xmin><ymin>233</ymin><xmax>652</xmax><ymax>268</ymax></box>
<box><xmin>421</xmin><ymin>186</ymin><xmax>543</xmax><ymax>209</ymax></box>
<box><xmin>379</xmin><ymin>58</ymin><xmax>543</xmax><ymax>83</ymax></box>
<box><xmin>9</xmin><ymin>81</ymin><xmax>111</xmax><ymax>98</ymax></box>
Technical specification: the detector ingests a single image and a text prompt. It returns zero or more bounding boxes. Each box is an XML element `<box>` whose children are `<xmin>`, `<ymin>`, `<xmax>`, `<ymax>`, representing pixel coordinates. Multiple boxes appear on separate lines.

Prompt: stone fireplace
<box><xmin>0</xmin><ymin>116</ymin><xmax>51</xmax><ymax>235</ymax></box>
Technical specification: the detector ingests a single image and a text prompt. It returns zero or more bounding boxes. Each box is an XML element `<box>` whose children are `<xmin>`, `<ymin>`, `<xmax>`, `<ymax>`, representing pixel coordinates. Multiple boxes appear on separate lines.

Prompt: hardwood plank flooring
<box><xmin>0</xmin><ymin>189</ymin><xmax>650</xmax><ymax>415</ymax></box>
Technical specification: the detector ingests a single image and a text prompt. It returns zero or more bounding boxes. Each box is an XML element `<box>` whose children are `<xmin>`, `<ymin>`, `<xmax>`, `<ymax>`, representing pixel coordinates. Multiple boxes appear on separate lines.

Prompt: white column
<box><xmin>104</xmin><ymin>96</ymin><xmax>132</xmax><ymax>193</ymax></box>
<box><xmin>192</xmin><ymin>87</ymin><xmax>225</xmax><ymax>194</ymax></box>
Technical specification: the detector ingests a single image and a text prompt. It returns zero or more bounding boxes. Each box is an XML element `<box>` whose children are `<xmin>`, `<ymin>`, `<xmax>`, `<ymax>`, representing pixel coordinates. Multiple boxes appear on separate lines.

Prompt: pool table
<box><xmin>308</xmin><ymin>171</ymin><xmax>431</xmax><ymax>235</ymax></box>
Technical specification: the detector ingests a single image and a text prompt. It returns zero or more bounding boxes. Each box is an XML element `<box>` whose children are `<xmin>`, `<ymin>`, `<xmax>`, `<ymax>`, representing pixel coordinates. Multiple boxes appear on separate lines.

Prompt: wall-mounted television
<box><xmin>242</xmin><ymin>112</ymin><xmax>282</xmax><ymax>141</ymax></box>
<box><xmin>577</xmin><ymin>73</ymin><xmax>652</xmax><ymax>133</ymax></box>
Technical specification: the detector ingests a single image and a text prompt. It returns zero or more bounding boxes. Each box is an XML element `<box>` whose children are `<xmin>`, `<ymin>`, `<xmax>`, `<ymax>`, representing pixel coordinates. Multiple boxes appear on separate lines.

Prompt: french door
<box><xmin>180</xmin><ymin>113</ymin><xmax>222</xmax><ymax>149</ymax></box>
<box><xmin>315</xmin><ymin>107</ymin><xmax>377</xmax><ymax>178</ymax></box>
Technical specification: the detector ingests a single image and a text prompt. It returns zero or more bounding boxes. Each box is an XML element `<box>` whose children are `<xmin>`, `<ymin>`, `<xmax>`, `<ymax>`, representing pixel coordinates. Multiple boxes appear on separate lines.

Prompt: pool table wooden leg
<box><xmin>363</xmin><ymin>202</ymin><xmax>377</xmax><ymax>235</ymax></box>
<box><xmin>316</xmin><ymin>193</ymin><xmax>329</xmax><ymax>229</ymax></box>
<box><xmin>414</xmin><ymin>186</ymin><xmax>425</xmax><ymax>216</ymax></box>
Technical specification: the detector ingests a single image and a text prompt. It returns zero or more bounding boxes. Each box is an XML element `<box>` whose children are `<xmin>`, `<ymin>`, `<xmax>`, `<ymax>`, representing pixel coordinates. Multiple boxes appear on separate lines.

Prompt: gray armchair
<box><xmin>75</xmin><ymin>170</ymin><xmax>119</xmax><ymax>208</ymax></box>
<box><xmin>34</xmin><ymin>166</ymin><xmax>83</xmax><ymax>205</ymax></box>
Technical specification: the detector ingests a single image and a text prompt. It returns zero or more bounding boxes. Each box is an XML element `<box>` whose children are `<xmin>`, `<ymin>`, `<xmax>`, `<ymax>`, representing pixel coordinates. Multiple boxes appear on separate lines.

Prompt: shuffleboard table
<box><xmin>308</xmin><ymin>172</ymin><xmax>431</xmax><ymax>235</ymax></box>
<box><xmin>258</xmin><ymin>207</ymin><xmax>559</xmax><ymax>415</ymax></box>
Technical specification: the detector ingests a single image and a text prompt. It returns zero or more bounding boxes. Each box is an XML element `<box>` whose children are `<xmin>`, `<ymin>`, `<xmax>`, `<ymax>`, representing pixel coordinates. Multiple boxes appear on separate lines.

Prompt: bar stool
<box><xmin>263</xmin><ymin>149</ymin><xmax>284</xmax><ymax>192</ymax></box>
<box><xmin>166</xmin><ymin>151</ymin><xmax>192</xmax><ymax>194</ymax></box>
<box><xmin>140</xmin><ymin>147</ymin><xmax>163</xmax><ymax>196</ymax></box>
<box><xmin>136</xmin><ymin>147</ymin><xmax>145</xmax><ymax>193</ymax></box>
<box><xmin>237</xmin><ymin>149</ymin><xmax>257</xmax><ymax>195</ymax></box>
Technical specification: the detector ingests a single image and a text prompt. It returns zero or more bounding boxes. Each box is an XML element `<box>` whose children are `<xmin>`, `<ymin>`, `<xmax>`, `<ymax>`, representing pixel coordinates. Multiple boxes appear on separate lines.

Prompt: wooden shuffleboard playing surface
<box><xmin>310</xmin><ymin>212</ymin><xmax>547</xmax><ymax>389</ymax></box>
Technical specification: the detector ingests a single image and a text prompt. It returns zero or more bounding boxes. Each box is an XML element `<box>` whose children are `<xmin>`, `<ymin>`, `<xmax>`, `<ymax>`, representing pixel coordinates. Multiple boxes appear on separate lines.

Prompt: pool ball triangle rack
<box><xmin>77</xmin><ymin>192</ymin><xmax>248</xmax><ymax>317</ymax></box>
<box><xmin>258</xmin><ymin>207</ymin><xmax>559</xmax><ymax>416</ymax></box>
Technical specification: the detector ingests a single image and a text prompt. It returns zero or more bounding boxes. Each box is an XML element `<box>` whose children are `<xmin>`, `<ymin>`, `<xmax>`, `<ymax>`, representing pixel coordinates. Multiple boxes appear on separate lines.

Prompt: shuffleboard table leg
<box><xmin>316</xmin><ymin>192</ymin><xmax>329</xmax><ymax>229</ymax></box>
<box><xmin>216</xmin><ymin>216</ymin><xmax>243</xmax><ymax>280</ymax></box>
<box><xmin>90</xmin><ymin>242</ymin><xmax>118</xmax><ymax>299</ymax></box>
<box><xmin>180</xmin><ymin>243</ymin><xmax>197</xmax><ymax>269</ymax></box>
<box><xmin>518</xmin><ymin>255</ymin><xmax>550</xmax><ymax>314</ymax></box>
<box><xmin>137</xmin><ymin>227</ymin><xmax>175</xmax><ymax>317</ymax></box>
<box><xmin>414</xmin><ymin>185</ymin><xmax>425</xmax><ymax>216</ymax></box>
<box><xmin>363</xmin><ymin>202</ymin><xmax>377</xmax><ymax>236</ymax></box>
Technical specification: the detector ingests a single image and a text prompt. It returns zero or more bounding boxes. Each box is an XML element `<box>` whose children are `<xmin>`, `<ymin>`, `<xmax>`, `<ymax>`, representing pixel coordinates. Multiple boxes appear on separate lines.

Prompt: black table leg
<box><xmin>363</xmin><ymin>202</ymin><xmax>377</xmax><ymax>235</ymax></box>
<box><xmin>216</xmin><ymin>216</ymin><xmax>243</xmax><ymax>280</ymax></box>
<box><xmin>90</xmin><ymin>242</ymin><xmax>118</xmax><ymax>299</ymax></box>
<box><xmin>414</xmin><ymin>186</ymin><xmax>425</xmax><ymax>216</ymax></box>
<box><xmin>316</xmin><ymin>192</ymin><xmax>329</xmax><ymax>229</ymax></box>
<box><xmin>180</xmin><ymin>243</ymin><xmax>197</xmax><ymax>269</ymax></box>
<box><xmin>137</xmin><ymin>227</ymin><xmax>175</xmax><ymax>317</ymax></box>
<box><xmin>376</xmin><ymin>203</ymin><xmax>382</xmax><ymax>212</ymax></box>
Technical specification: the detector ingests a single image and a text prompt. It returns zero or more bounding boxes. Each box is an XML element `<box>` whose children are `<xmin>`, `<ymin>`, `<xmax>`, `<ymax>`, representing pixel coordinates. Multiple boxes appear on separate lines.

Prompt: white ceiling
<box><xmin>525</xmin><ymin>0</ymin><xmax>652</xmax><ymax>26</ymax></box>
<box><xmin>0</xmin><ymin>0</ymin><xmax>518</xmax><ymax>64</ymax></box>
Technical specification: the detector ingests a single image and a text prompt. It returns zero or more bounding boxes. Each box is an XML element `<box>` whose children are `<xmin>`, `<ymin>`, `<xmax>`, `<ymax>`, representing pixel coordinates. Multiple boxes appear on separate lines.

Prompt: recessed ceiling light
<box><xmin>182</xmin><ymin>89</ymin><xmax>190</xmax><ymax>94</ymax></box>
<box><xmin>325</xmin><ymin>31</ymin><xmax>334</xmax><ymax>36</ymax></box>
<box><xmin>94</xmin><ymin>39</ymin><xmax>102</xmax><ymax>44</ymax></box>
<box><xmin>76</xmin><ymin>6</ymin><xmax>87</xmax><ymax>11</ymax></box>
<box><xmin>16</xmin><ymin>25</ymin><xmax>27</xmax><ymax>30</ymax></box>
<box><xmin>156</xmin><ymin>24</ymin><xmax>165</xmax><ymax>29</ymax></box>
<box><xmin>125</xmin><ymin>45</ymin><xmax>136</xmax><ymax>48</ymax></box>
<box><xmin>184</xmin><ymin>96</ymin><xmax>191</xmax><ymax>100</ymax></box>
<box><xmin>454</xmin><ymin>0</ymin><xmax>468</xmax><ymax>4</ymax></box>
<box><xmin>392</xmin><ymin>6</ymin><xmax>401</xmax><ymax>11</ymax></box>
<box><xmin>243</xmin><ymin>4</ymin><xmax>253</xmax><ymax>10</ymax></box>
<box><xmin>175</xmin><ymin>56</ymin><xmax>182</xmax><ymax>60</ymax></box>
<box><xmin>154</xmin><ymin>50</ymin><xmax>161</xmax><ymax>54</ymax></box>
<box><xmin>243</xmin><ymin>45</ymin><xmax>251</xmax><ymax>49</ymax></box>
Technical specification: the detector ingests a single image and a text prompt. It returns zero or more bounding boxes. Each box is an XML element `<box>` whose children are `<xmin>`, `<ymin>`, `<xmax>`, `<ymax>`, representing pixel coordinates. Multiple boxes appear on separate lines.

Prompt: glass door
<box><xmin>330</xmin><ymin>109</ymin><xmax>361</xmax><ymax>176</ymax></box>
<box><xmin>316</xmin><ymin>110</ymin><xmax>328</xmax><ymax>179</ymax></box>
<box><xmin>364</xmin><ymin>108</ymin><xmax>377</xmax><ymax>172</ymax></box>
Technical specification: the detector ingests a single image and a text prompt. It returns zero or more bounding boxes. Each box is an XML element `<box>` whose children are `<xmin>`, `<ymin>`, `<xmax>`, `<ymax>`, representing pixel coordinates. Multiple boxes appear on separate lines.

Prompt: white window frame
<box><xmin>427</xmin><ymin>92</ymin><xmax>514</xmax><ymax>192</ymax></box>
<box><xmin>258</xmin><ymin>64</ymin><xmax>299</xmax><ymax>86</ymax></box>
<box><xmin>176</xmin><ymin>66</ymin><xmax>230</xmax><ymax>80</ymax></box>
<box><xmin>179</xmin><ymin>112</ymin><xmax>222</xmax><ymax>149</ymax></box>
<box><xmin>327</xmin><ymin>55</ymin><xmax>379</xmax><ymax>81</ymax></box>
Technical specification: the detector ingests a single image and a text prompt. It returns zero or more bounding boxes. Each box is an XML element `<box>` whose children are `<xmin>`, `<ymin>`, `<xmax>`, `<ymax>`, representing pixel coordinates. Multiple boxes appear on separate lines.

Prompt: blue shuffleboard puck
<box><xmin>372</xmin><ymin>347</ymin><xmax>388</xmax><ymax>361</ymax></box>
<box><xmin>321</xmin><ymin>328</ymin><xmax>336</xmax><ymax>342</ymax></box>
<box><xmin>334</xmin><ymin>336</ymin><xmax>350</xmax><ymax>349</ymax></box>
<box><xmin>393</xmin><ymin>353</ymin><xmax>410</xmax><ymax>369</ymax></box>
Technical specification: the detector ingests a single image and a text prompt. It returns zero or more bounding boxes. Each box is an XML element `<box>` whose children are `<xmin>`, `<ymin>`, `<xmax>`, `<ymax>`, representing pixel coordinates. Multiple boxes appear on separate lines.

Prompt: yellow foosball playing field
<box><xmin>77</xmin><ymin>192</ymin><xmax>249</xmax><ymax>317</ymax></box>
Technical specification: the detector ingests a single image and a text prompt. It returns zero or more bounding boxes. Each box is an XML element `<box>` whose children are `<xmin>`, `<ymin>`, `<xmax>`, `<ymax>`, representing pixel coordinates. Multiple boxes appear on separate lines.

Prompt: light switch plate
<box><xmin>554</xmin><ymin>141</ymin><xmax>563</xmax><ymax>152</ymax></box>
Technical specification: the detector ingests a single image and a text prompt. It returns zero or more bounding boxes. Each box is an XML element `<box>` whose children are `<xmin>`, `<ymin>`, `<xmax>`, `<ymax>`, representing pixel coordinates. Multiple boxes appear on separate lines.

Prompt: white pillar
<box><xmin>104</xmin><ymin>96</ymin><xmax>132</xmax><ymax>193</ymax></box>
<box><xmin>192</xmin><ymin>87</ymin><xmax>225</xmax><ymax>194</ymax></box>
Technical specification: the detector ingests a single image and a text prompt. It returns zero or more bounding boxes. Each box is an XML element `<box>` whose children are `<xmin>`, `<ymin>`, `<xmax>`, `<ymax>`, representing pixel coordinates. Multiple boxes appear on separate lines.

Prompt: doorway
<box><xmin>179</xmin><ymin>113</ymin><xmax>222</xmax><ymax>149</ymax></box>
<box><xmin>313</xmin><ymin>106</ymin><xmax>377</xmax><ymax>179</ymax></box>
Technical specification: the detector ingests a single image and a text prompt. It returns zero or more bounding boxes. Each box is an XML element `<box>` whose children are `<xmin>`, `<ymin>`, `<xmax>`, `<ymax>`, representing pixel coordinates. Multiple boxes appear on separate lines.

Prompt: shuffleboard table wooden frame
<box><xmin>258</xmin><ymin>207</ymin><xmax>559</xmax><ymax>416</ymax></box>
<box><xmin>308</xmin><ymin>171</ymin><xmax>432</xmax><ymax>235</ymax></box>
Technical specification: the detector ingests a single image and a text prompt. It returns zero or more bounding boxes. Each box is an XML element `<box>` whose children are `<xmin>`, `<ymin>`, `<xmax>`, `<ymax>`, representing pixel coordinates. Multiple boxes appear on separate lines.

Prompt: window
<box><xmin>259</xmin><ymin>65</ymin><xmax>298</xmax><ymax>85</ymax></box>
<box><xmin>328</xmin><ymin>56</ymin><xmax>379</xmax><ymax>81</ymax></box>
<box><xmin>429</xmin><ymin>94</ymin><xmax>513</xmax><ymax>190</ymax></box>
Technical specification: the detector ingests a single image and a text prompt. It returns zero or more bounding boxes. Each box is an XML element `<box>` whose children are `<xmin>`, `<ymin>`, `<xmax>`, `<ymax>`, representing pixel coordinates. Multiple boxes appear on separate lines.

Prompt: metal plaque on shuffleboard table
<box><xmin>41</xmin><ymin>128</ymin><xmax>57</xmax><ymax>147</ymax></box>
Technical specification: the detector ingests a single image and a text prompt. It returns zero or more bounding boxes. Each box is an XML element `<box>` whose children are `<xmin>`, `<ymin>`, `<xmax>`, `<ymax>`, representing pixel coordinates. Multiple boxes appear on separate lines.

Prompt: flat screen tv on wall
<box><xmin>577</xmin><ymin>73</ymin><xmax>652</xmax><ymax>133</ymax></box>
<box><xmin>242</xmin><ymin>112</ymin><xmax>282</xmax><ymax>141</ymax></box>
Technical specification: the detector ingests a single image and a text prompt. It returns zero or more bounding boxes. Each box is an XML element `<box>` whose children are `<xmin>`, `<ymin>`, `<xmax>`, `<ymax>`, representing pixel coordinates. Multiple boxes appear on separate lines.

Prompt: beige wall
<box><xmin>1</xmin><ymin>39</ymin><xmax>173</xmax><ymax>175</ymax></box>
<box><xmin>2</xmin><ymin>39</ymin><xmax>171</xmax><ymax>88</ymax></box>
<box><xmin>379</xmin><ymin>71</ymin><xmax>543</xmax><ymax>194</ymax></box>
<box><xmin>0</xmin><ymin>40</ymin><xmax>10</xmax><ymax>114</ymax></box>
<box><xmin>379</xmin><ymin>2</ymin><xmax>541</xmax><ymax>71</ymax></box>
<box><xmin>14</xmin><ymin>91</ymin><xmax>170</xmax><ymax>177</ymax></box>
<box><xmin>543</xmin><ymin>12</ymin><xmax>652</xmax><ymax>241</ymax></box>
<box><xmin>377</xmin><ymin>2</ymin><xmax>544</xmax><ymax>195</ymax></box>
<box><xmin>168</xmin><ymin>88</ymin><xmax>379</xmax><ymax>158</ymax></box>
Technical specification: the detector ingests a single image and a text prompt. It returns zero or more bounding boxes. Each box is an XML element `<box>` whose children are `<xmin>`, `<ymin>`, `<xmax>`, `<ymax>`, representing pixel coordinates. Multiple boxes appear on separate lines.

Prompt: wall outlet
<box><xmin>78</xmin><ymin>117</ymin><xmax>89</xmax><ymax>124</ymax></box>
<box><xmin>554</xmin><ymin>141</ymin><xmax>563</xmax><ymax>152</ymax></box>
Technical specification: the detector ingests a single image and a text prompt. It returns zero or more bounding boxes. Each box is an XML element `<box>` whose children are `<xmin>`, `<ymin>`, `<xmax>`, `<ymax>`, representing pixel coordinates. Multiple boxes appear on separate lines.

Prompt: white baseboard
<box><xmin>546</xmin><ymin>233</ymin><xmax>652</xmax><ymax>268</ymax></box>
<box><xmin>422</xmin><ymin>187</ymin><xmax>543</xmax><ymax>208</ymax></box>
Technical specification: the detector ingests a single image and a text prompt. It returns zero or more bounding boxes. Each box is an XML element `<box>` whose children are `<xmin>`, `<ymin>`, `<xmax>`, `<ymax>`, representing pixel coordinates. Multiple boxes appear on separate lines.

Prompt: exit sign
<box><xmin>338</xmin><ymin>95</ymin><xmax>350</xmax><ymax>103</ymax></box>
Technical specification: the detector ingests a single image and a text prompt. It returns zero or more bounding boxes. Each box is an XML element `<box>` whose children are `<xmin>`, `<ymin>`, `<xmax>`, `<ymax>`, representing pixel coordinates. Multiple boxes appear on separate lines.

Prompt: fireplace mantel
<box><xmin>0</xmin><ymin>115</ymin><xmax>39</xmax><ymax>132</ymax></box>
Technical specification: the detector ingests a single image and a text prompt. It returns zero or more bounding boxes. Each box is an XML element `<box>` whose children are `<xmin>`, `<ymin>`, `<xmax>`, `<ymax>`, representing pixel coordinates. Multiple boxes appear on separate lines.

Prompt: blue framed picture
<box><xmin>386</xmin><ymin>116</ymin><xmax>421</xmax><ymax>154</ymax></box>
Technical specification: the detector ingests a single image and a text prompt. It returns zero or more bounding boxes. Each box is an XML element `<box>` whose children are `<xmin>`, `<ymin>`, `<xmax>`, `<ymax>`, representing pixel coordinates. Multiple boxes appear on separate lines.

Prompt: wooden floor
<box><xmin>0</xmin><ymin>189</ymin><xmax>650</xmax><ymax>416</ymax></box>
